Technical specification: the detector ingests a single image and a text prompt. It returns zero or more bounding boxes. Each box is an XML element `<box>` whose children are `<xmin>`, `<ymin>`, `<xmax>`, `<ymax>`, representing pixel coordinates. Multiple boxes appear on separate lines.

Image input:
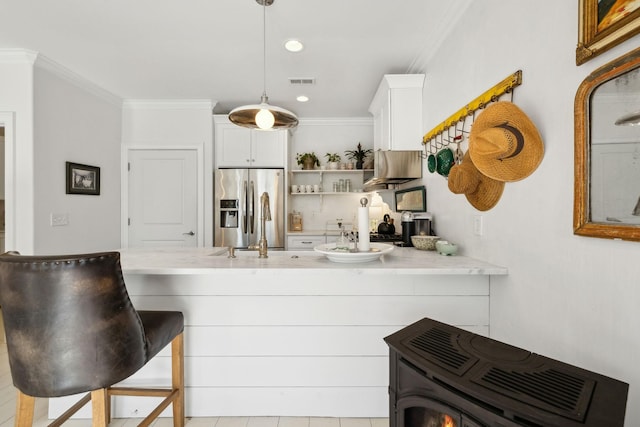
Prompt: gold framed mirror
<box><xmin>575</xmin><ymin>46</ymin><xmax>640</xmax><ymax>241</ymax></box>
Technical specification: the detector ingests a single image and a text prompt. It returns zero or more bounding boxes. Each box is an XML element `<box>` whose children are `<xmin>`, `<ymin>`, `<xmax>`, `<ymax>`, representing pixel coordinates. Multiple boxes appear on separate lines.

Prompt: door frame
<box><xmin>121</xmin><ymin>145</ymin><xmax>205</xmax><ymax>248</ymax></box>
<box><xmin>0</xmin><ymin>112</ymin><xmax>16</xmax><ymax>251</ymax></box>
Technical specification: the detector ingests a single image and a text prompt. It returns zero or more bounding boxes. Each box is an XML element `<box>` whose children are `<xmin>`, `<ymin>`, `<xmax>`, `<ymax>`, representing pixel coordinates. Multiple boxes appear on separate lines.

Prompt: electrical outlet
<box><xmin>50</xmin><ymin>213</ymin><xmax>69</xmax><ymax>227</ymax></box>
<box><xmin>473</xmin><ymin>215</ymin><xmax>483</xmax><ymax>236</ymax></box>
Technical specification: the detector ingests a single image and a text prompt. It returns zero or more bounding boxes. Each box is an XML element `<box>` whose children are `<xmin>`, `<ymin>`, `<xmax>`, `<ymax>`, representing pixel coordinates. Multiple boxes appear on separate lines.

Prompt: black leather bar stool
<box><xmin>0</xmin><ymin>251</ymin><xmax>184</xmax><ymax>427</ymax></box>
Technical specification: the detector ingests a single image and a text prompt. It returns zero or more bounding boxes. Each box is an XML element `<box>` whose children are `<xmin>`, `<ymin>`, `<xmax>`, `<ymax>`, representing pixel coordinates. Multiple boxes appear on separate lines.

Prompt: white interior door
<box><xmin>128</xmin><ymin>149</ymin><xmax>198</xmax><ymax>247</ymax></box>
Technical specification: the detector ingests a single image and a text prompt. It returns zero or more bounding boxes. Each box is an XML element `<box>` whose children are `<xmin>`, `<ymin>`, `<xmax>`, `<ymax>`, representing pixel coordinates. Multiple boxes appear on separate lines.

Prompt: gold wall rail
<box><xmin>422</xmin><ymin>70</ymin><xmax>523</xmax><ymax>145</ymax></box>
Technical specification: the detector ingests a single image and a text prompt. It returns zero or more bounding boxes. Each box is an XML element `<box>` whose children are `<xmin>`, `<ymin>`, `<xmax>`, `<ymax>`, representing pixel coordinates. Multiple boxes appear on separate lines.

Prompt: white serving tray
<box><xmin>313</xmin><ymin>242</ymin><xmax>394</xmax><ymax>263</ymax></box>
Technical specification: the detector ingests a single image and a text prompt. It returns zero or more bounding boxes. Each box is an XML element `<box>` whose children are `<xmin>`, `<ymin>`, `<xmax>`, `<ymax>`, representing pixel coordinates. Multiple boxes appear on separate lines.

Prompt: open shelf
<box><xmin>290</xmin><ymin>169</ymin><xmax>373</xmax><ymax>174</ymax></box>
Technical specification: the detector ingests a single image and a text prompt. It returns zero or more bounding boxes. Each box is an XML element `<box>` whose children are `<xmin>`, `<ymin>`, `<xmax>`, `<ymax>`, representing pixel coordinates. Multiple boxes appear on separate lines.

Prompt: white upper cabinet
<box><xmin>368</xmin><ymin>74</ymin><xmax>424</xmax><ymax>151</ymax></box>
<box><xmin>214</xmin><ymin>115</ymin><xmax>287</xmax><ymax>168</ymax></box>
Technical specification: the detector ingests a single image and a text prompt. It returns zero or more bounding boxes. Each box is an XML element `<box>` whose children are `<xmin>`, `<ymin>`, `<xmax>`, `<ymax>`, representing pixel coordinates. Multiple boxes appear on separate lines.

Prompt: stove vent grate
<box><xmin>407</xmin><ymin>326</ymin><xmax>477</xmax><ymax>376</ymax></box>
<box><xmin>474</xmin><ymin>366</ymin><xmax>595</xmax><ymax>422</ymax></box>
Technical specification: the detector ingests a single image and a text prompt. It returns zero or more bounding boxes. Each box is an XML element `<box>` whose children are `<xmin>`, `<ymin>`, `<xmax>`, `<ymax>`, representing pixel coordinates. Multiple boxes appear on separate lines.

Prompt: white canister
<box><xmin>313</xmin><ymin>184</ymin><xmax>320</xmax><ymax>193</ymax></box>
<box><xmin>291</xmin><ymin>185</ymin><xmax>299</xmax><ymax>193</ymax></box>
<box><xmin>305</xmin><ymin>184</ymin><xmax>312</xmax><ymax>193</ymax></box>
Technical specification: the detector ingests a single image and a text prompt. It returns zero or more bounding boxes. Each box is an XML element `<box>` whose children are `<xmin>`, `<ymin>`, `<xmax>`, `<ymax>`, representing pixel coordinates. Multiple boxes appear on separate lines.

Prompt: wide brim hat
<box><xmin>468</xmin><ymin>102</ymin><xmax>544</xmax><ymax>182</ymax></box>
<box><xmin>448</xmin><ymin>152</ymin><xmax>505</xmax><ymax>211</ymax></box>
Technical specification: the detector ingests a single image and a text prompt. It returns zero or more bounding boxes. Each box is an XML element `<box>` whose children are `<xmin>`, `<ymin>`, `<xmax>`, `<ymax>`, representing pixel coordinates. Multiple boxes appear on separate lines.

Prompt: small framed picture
<box><xmin>66</xmin><ymin>162</ymin><xmax>100</xmax><ymax>195</ymax></box>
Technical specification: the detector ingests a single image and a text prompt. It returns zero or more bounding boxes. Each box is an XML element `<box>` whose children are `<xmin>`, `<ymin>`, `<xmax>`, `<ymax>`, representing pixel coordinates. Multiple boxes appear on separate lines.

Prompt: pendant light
<box><xmin>228</xmin><ymin>0</ymin><xmax>298</xmax><ymax>130</ymax></box>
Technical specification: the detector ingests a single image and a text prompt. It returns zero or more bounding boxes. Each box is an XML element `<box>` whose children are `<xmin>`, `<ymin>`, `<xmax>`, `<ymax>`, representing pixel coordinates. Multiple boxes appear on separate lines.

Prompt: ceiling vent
<box><xmin>289</xmin><ymin>77</ymin><xmax>316</xmax><ymax>85</ymax></box>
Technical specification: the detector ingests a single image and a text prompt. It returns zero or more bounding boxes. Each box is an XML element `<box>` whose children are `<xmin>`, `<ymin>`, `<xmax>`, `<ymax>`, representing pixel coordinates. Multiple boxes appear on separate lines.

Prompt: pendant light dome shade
<box><xmin>229</xmin><ymin>95</ymin><xmax>298</xmax><ymax>130</ymax></box>
<box><xmin>228</xmin><ymin>0</ymin><xmax>298</xmax><ymax>130</ymax></box>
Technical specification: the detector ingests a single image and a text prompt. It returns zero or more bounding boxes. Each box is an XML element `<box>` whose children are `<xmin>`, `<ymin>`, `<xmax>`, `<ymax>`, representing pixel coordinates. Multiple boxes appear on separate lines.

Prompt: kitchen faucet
<box><xmin>256</xmin><ymin>192</ymin><xmax>271</xmax><ymax>258</ymax></box>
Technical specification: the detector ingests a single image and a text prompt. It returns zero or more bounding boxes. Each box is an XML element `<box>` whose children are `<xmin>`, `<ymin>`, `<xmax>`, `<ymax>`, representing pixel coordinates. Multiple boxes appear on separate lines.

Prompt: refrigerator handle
<box><xmin>242</xmin><ymin>180</ymin><xmax>248</xmax><ymax>234</ymax></box>
<box><xmin>250</xmin><ymin>180</ymin><xmax>255</xmax><ymax>234</ymax></box>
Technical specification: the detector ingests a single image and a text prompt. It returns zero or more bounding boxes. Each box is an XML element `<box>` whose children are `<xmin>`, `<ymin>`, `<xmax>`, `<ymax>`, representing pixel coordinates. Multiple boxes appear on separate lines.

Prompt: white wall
<box><xmin>121</xmin><ymin>100</ymin><xmax>214</xmax><ymax>246</ymax></box>
<box><xmin>289</xmin><ymin>118</ymin><xmax>374</xmax><ymax>169</ymax></box>
<box><xmin>0</xmin><ymin>51</ymin><xmax>123</xmax><ymax>255</ymax></box>
<box><xmin>33</xmin><ymin>60</ymin><xmax>122</xmax><ymax>254</ymax></box>
<box><xmin>414</xmin><ymin>1</ymin><xmax>640</xmax><ymax>424</ymax></box>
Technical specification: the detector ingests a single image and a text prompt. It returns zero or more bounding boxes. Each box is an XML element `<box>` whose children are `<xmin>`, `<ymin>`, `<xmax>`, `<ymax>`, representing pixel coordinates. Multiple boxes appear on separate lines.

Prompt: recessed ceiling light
<box><xmin>296</xmin><ymin>95</ymin><xmax>309</xmax><ymax>103</ymax></box>
<box><xmin>285</xmin><ymin>39</ymin><xmax>304</xmax><ymax>52</ymax></box>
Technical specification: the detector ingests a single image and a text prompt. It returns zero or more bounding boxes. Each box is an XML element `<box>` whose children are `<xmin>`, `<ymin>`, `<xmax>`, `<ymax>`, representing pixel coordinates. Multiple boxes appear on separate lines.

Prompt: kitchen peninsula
<box><xmin>49</xmin><ymin>247</ymin><xmax>507</xmax><ymax>419</ymax></box>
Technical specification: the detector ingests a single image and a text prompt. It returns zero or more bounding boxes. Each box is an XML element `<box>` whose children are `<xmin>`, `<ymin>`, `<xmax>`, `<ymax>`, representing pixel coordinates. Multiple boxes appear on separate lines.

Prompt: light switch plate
<box><xmin>473</xmin><ymin>215</ymin><xmax>483</xmax><ymax>236</ymax></box>
<box><xmin>50</xmin><ymin>213</ymin><xmax>69</xmax><ymax>226</ymax></box>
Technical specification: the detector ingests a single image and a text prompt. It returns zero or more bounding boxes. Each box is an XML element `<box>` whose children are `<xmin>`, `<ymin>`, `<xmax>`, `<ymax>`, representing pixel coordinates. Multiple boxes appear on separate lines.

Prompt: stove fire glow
<box><xmin>442</xmin><ymin>415</ymin><xmax>454</xmax><ymax>427</ymax></box>
<box><xmin>407</xmin><ymin>408</ymin><xmax>457</xmax><ymax>427</ymax></box>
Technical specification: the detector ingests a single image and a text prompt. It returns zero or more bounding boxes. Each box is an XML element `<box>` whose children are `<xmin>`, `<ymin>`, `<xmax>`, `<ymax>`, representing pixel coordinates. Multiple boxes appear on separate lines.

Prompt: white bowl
<box><xmin>411</xmin><ymin>235</ymin><xmax>440</xmax><ymax>250</ymax></box>
<box><xmin>435</xmin><ymin>240</ymin><xmax>458</xmax><ymax>256</ymax></box>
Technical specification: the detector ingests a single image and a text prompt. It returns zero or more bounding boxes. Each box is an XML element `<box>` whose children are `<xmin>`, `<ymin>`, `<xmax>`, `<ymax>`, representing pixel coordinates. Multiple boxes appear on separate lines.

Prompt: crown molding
<box><xmin>0</xmin><ymin>48</ymin><xmax>38</xmax><ymax>64</ymax></box>
<box><xmin>123</xmin><ymin>99</ymin><xmax>216</xmax><ymax>110</ymax></box>
<box><xmin>32</xmin><ymin>53</ymin><xmax>122</xmax><ymax>107</ymax></box>
<box><xmin>407</xmin><ymin>0</ymin><xmax>473</xmax><ymax>73</ymax></box>
<box><xmin>0</xmin><ymin>49</ymin><xmax>122</xmax><ymax>107</ymax></box>
<box><xmin>296</xmin><ymin>117</ymin><xmax>373</xmax><ymax>126</ymax></box>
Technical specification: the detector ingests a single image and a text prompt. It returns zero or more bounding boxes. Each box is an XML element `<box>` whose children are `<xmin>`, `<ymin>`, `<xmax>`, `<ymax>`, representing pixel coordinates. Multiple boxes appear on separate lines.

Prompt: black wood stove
<box><xmin>384</xmin><ymin>318</ymin><xmax>628</xmax><ymax>427</ymax></box>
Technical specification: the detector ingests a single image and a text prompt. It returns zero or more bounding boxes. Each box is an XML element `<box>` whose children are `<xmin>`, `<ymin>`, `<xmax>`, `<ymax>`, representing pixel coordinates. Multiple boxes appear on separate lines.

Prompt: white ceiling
<box><xmin>0</xmin><ymin>0</ymin><xmax>467</xmax><ymax>118</ymax></box>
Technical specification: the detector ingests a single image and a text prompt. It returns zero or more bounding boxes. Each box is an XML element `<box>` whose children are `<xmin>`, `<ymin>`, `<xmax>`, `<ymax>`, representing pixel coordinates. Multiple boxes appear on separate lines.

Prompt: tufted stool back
<box><xmin>0</xmin><ymin>251</ymin><xmax>184</xmax><ymax>427</ymax></box>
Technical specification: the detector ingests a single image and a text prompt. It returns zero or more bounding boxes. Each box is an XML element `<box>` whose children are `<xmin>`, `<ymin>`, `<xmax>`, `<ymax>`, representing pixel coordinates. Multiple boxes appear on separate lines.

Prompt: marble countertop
<box><xmin>118</xmin><ymin>246</ymin><xmax>507</xmax><ymax>276</ymax></box>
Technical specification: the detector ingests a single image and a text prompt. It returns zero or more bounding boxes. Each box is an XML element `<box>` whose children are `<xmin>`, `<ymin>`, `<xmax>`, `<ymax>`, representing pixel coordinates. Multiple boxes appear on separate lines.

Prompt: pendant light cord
<box><xmin>228</xmin><ymin>0</ymin><xmax>297</xmax><ymax>129</ymax></box>
<box><xmin>262</xmin><ymin>0</ymin><xmax>267</xmax><ymax>99</ymax></box>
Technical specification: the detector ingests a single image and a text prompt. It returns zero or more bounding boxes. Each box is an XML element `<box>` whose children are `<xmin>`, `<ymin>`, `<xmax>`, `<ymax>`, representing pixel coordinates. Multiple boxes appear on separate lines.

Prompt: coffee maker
<box><xmin>401</xmin><ymin>211</ymin><xmax>415</xmax><ymax>247</ymax></box>
<box><xmin>413</xmin><ymin>212</ymin><xmax>433</xmax><ymax>236</ymax></box>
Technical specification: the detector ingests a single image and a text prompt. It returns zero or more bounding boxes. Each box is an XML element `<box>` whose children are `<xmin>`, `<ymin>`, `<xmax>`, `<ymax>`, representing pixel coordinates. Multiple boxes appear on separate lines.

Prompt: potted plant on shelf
<box><xmin>344</xmin><ymin>143</ymin><xmax>373</xmax><ymax>169</ymax></box>
<box><xmin>325</xmin><ymin>153</ymin><xmax>341</xmax><ymax>170</ymax></box>
<box><xmin>296</xmin><ymin>152</ymin><xmax>320</xmax><ymax>170</ymax></box>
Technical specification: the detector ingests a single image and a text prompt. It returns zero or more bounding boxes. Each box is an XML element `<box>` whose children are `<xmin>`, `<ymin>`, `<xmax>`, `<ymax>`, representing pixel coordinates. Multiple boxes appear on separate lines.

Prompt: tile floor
<box><xmin>0</xmin><ymin>343</ymin><xmax>389</xmax><ymax>427</ymax></box>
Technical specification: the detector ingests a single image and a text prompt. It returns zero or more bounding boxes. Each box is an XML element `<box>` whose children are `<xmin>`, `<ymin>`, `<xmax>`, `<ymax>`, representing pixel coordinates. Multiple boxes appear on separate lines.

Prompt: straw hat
<box><xmin>469</xmin><ymin>102</ymin><xmax>544</xmax><ymax>182</ymax></box>
<box><xmin>448</xmin><ymin>152</ymin><xmax>505</xmax><ymax>211</ymax></box>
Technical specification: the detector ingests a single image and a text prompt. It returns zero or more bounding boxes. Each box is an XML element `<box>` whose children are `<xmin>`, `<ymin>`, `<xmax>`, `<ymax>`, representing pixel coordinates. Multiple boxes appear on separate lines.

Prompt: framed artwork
<box><xmin>577</xmin><ymin>0</ymin><xmax>640</xmax><ymax>65</ymax></box>
<box><xmin>66</xmin><ymin>162</ymin><xmax>100</xmax><ymax>195</ymax></box>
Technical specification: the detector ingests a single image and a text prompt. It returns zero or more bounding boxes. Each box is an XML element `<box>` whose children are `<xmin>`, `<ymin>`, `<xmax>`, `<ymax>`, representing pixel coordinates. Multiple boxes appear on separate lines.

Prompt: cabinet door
<box><xmin>216</xmin><ymin>125</ymin><xmax>252</xmax><ymax>167</ymax></box>
<box><xmin>389</xmin><ymin>87</ymin><xmax>423</xmax><ymax>151</ymax></box>
<box><xmin>370</xmin><ymin>75</ymin><xmax>424</xmax><ymax>151</ymax></box>
<box><xmin>251</xmin><ymin>130</ymin><xmax>286</xmax><ymax>167</ymax></box>
<box><xmin>372</xmin><ymin>102</ymin><xmax>391</xmax><ymax>151</ymax></box>
<box><xmin>215</xmin><ymin>124</ymin><xmax>286</xmax><ymax>168</ymax></box>
<box><xmin>287</xmin><ymin>235</ymin><xmax>325</xmax><ymax>250</ymax></box>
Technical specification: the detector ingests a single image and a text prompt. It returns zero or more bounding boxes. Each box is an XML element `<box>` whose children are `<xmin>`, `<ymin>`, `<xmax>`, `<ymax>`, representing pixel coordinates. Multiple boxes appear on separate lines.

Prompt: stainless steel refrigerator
<box><xmin>214</xmin><ymin>168</ymin><xmax>285</xmax><ymax>249</ymax></box>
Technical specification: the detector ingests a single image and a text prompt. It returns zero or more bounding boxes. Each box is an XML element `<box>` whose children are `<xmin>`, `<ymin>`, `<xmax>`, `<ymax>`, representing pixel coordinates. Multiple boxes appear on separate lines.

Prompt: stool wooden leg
<box><xmin>105</xmin><ymin>390</ymin><xmax>111</xmax><ymax>425</ymax></box>
<box><xmin>172</xmin><ymin>332</ymin><xmax>185</xmax><ymax>427</ymax></box>
<box><xmin>15</xmin><ymin>391</ymin><xmax>35</xmax><ymax>427</ymax></box>
<box><xmin>91</xmin><ymin>389</ymin><xmax>109</xmax><ymax>427</ymax></box>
